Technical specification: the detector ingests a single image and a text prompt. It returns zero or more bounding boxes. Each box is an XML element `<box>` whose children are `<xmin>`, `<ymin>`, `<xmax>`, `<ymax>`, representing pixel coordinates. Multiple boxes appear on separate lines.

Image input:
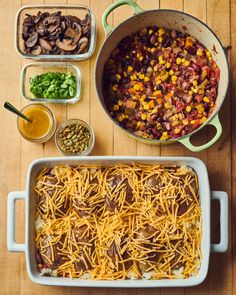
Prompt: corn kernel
<box><xmin>118</xmin><ymin>116</ymin><xmax>123</xmax><ymax>122</ymax></box>
<box><xmin>172</xmin><ymin>121</ymin><xmax>180</xmax><ymax>127</ymax></box>
<box><xmin>169</xmin><ymin>69</ymin><xmax>174</xmax><ymax>76</ymax></box>
<box><xmin>184</xmin><ymin>60</ymin><xmax>190</xmax><ymax>67</ymax></box>
<box><xmin>193</xmin><ymin>80</ymin><xmax>198</xmax><ymax>86</ymax></box>
<box><xmin>151</xmin><ymin>107</ymin><xmax>158</xmax><ymax>114</ymax></box>
<box><xmin>171</xmin><ymin>75</ymin><xmax>177</xmax><ymax>82</ymax></box>
<box><xmin>162</xmin><ymin>73</ymin><xmax>169</xmax><ymax>81</ymax></box>
<box><xmin>174</xmin><ymin>128</ymin><xmax>181</xmax><ymax>134</ymax></box>
<box><xmin>150</xmin><ymin>60</ymin><xmax>155</xmax><ymax>66</ymax></box>
<box><xmin>191</xmin><ymin>86</ymin><xmax>198</xmax><ymax>94</ymax></box>
<box><xmin>164</xmin><ymin>102</ymin><xmax>171</xmax><ymax>109</ymax></box>
<box><xmin>197</xmin><ymin>49</ymin><xmax>203</xmax><ymax>56</ymax></box>
<box><xmin>118</xmin><ymin>100</ymin><xmax>123</xmax><ymax>106</ymax></box>
<box><xmin>181</xmin><ymin>58</ymin><xmax>186</xmax><ymax>63</ymax></box>
<box><xmin>133</xmin><ymin>84</ymin><xmax>140</xmax><ymax>91</ymax></box>
<box><xmin>186</xmin><ymin>106</ymin><xmax>192</xmax><ymax>112</ymax></box>
<box><xmin>127</xmin><ymin>66</ymin><xmax>133</xmax><ymax>72</ymax></box>
<box><xmin>116</xmin><ymin>74</ymin><xmax>121</xmax><ymax>80</ymax></box>
<box><xmin>158</xmin><ymin>36</ymin><xmax>163</xmax><ymax>43</ymax></box>
<box><xmin>124</xmin><ymin>72</ymin><xmax>127</xmax><ymax>77</ymax></box>
<box><xmin>139</xmin><ymin>56</ymin><xmax>144</xmax><ymax>61</ymax></box>
<box><xmin>113</xmin><ymin>104</ymin><xmax>119</xmax><ymax>111</ymax></box>
<box><xmin>176</xmin><ymin>57</ymin><xmax>182</xmax><ymax>65</ymax></box>
<box><xmin>112</xmin><ymin>84</ymin><xmax>118</xmax><ymax>91</ymax></box>
<box><xmin>206</xmin><ymin>50</ymin><xmax>212</xmax><ymax>58</ymax></box>
<box><xmin>160</xmin><ymin>60</ymin><xmax>166</xmax><ymax>65</ymax></box>
<box><xmin>201</xmin><ymin>117</ymin><xmax>207</xmax><ymax>123</ymax></box>
<box><xmin>158</xmin><ymin>55</ymin><xmax>163</xmax><ymax>61</ymax></box>
<box><xmin>198</xmin><ymin>89</ymin><xmax>205</xmax><ymax>95</ymax></box>
<box><xmin>166</xmin><ymin>62</ymin><xmax>171</xmax><ymax>69</ymax></box>
<box><xmin>139</xmin><ymin>73</ymin><xmax>145</xmax><ymax>80</ymax></box>
<box><xmin>160</xmin><ymin>131</ymin><xmax>169</xmax><ymax>140</ymax></box>
<box><xmin>183</xmin><ymin>119</ymin><xmax>189</xmax><ymax>125</ymax></box>
<box><xmin>203</xmin><ymin>96</ymin><xmax>210</xmax><ymax>102</ymax></box>
<box><xmin>144</xmin><ymin>77</ymin><xmax>150</xmax><ymax>82</ymax></box>
<box><xmin>141</xmin><ymin>113</ymin><xmax>147</xmax><ymax>120</ymax></box>
<box><xmin>158</xmin><ymin>28</ymin><xmax>165</xmax><ymax>35</ymax></box>
<box><xmin>137</xmin><ymin>121</ymin><xmax>142</xmax><ymax>128</ymax></box>
<box><xmin>189</xmin><ymin>90</ymin><xmax>193</xmax><ymax>95</ymax></box>
<box><xmin>148</xmin><ymin>29</ymin><xmax>154</xmax><ymax>35</ymax></box>
<box><xmin>154</xmin><ymin>65</ymin><xmax>158</xmax><ymax>72</ymax></box>
<box><xmin>144</xmin><ymin>104</ymin><xmax>150</xmax><ymax>110</ymax></box>
<box><xmin>202</xmin><ymin>70</ymin><xmax>207</xmax><ymax>79</ymax></box>
<box><xmin>151</xmin><ymin>48</ymin><xmax>156</xmax><ymax>54</ymax></box>
<box><xmin>190</xmin><ymin>120</ymin><xmax>196</xmax><ymax>125</ymax></box>
<box><xmin>198</xmin><ymin>106</ymin><xmax>204</xmax><ymax>113</ymax></box>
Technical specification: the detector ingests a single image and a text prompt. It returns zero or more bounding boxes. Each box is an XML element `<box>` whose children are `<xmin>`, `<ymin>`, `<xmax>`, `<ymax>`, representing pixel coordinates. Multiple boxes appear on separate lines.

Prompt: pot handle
<box><xmin>102</xmin><ymin>0</ymin><xmax>143</xmax><ymax>35</ymax></box>
<box><xmin>178</xmin><ymin>114</ymin><xmax>222</xmax><ymax>152</ymax></box>
<box><xmin>7</xmin><ymin>191</ymin><xmax>26</xmax><ymax>252</ymax></box>
<box><xmin>210</xmin><ymin>191</ymin><xmax>228</xmax><ymax>253</ymax></box>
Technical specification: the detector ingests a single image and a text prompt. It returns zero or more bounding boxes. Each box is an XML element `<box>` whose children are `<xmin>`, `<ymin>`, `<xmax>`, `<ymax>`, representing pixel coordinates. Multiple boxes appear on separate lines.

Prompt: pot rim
<box><xmin>95</xmin><ymin>8</ymin><xmax>229</xmax><ymax>144</ymax></box>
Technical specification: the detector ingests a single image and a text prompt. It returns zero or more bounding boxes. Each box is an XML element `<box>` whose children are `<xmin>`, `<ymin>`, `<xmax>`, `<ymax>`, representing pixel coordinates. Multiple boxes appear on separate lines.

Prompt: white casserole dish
<box><xmin>7</xmin><ymin>156</ymin><xmax>228</xmax><ymax>287</ymax></box>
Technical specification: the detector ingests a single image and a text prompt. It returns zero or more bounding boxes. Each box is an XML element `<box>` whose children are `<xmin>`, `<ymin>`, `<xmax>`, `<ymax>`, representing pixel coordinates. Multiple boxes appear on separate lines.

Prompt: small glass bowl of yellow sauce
<box><xmin>17</xmin><ymin>104</ymin><xmax>56</xmax><ymax>143</ymax></box>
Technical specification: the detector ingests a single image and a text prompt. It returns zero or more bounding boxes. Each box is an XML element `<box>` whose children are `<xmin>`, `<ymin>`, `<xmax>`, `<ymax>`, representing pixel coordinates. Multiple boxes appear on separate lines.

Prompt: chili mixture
<box><xmin>103</xmin><ymin>26</ymin><xmax>220</xmax><ymax>140</ymax></box>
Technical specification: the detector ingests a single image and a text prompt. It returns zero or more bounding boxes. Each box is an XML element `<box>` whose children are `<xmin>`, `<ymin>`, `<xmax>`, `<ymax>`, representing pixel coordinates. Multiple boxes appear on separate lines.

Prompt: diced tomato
<box><xmin>210</xmin><ymin>67</ymin><xmax>220</xmax><ymax>82</ymax></box>
<box><xmin>196</xmin><ymin>57</ymin><xmax>208</xmax><ymax>67</ymax></box>
<box><xmin>194</xmin><ymin>94</ymin><xmax>203</xmax><ymax>103</ymax></box>
<box><xmin>176</xmin><ymin>100</ymin><xmax>186</xmax><ymax>111</ymax></box>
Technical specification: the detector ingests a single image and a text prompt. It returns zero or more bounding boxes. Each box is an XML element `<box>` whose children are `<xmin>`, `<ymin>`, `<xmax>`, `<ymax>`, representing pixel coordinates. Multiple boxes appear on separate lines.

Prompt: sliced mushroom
<box><xmin>25</xmin><ymin>32</ymin><xmax>38</xmax><ymax>48</ymax></box>
<box><xmin>78</xmin><ymin>36</ymin><xmax>89</xmax><ymax>53</ymax></box>
<box><xmin>43</xmin><ymin>15</ymin><xmax>60</xmax><ymax>26</ymax></box>
<box><xmin>39</xmin><ymin>38</ymin><xmax>52</xmax><ymax>51</ymax></box>
<box><xmin>47</xmin><ymin>23</ymin><xmax>60</xmax><ymax>34</ymax></box>
<box><xmin>30</xmin><ymin>45</ymin><xmax>42</xmax><ymax>55</ymax></box>
<box><xmin>36</xmin><ymin>26</ymin><xmax>46</xmax><ymax>36</ymax></box>
<box><xmin>56</xmin><ymin>38</ymin><xmax>77</xmax><ymax>51</ymax></box>
<box><xmin>82</xmin><ymin>24</ymin><xmax>91</xmax><ymax>35</ymax></box>
<box><xmin>65</xmin><ymin>25</ymin><xmax>82</xmax><ymax>44</ymax></box>
<box><xmin>80</xmin><ymin>13</ymin><xmax>90</xmax><ymax>26</ymax></box>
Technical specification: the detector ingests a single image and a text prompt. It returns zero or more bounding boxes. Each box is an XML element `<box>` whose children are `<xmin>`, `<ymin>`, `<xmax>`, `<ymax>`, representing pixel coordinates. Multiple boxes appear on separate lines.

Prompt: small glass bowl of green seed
<box><xmin>55</xmin><ymin>119</ymin><xmax>95</xmax><ymax>156</ymax></box>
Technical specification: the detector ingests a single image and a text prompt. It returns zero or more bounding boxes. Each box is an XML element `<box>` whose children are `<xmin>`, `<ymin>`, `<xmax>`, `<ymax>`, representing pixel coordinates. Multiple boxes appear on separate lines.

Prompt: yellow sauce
<box><xmin>19</xmin><ymin>105</ymin><xmax>52</xmax><ymax>139</ymax></box>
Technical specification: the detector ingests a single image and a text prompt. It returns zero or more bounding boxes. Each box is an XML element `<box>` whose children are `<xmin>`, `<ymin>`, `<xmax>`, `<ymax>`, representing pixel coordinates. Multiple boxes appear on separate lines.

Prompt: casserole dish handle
<box><xmin>102</xmin><ymin>0</ymin><xmax>143</xmax><ymax>34</ymax></box>
<box><xmin>178</xmin><ymin>114</ymin><xmax>222</xmax><ymax>152</ymax></box>
<box><xmin>7</xmin><ymin>191</ymin><xmax>26</xmax><ymax>252</ymax></box>
<box><xmin>211</xmin><ymin>191</ymin><xmax>228</xmax><ymax>253</ymax></box>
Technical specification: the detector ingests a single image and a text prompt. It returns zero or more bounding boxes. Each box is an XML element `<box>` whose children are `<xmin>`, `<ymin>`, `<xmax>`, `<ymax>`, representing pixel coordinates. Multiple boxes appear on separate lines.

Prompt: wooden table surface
<box><xmin>0</xmin><ymin>0</ymin><xmax>235</xmax><ymax>294</ymax></box>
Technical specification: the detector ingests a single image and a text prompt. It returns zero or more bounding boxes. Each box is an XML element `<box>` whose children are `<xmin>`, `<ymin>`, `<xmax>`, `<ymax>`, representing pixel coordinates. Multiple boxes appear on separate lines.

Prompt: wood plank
<box><xmin>0</xmin><ymin>0</ymin><xmax>22</xmax><ymax>294</ymax></box>
<box><xmin>231</xmin><ymin>0</ymin><xmax>236</xmax><ymax>294</ymax></box>
<box><xmin>90</xmin><ymin>0</ymin><xmax>114</xmax><ymax>156</ymax></box>
<box><xmin>206</xmin><ymin>0</ymin><xmax>232</xmax><ymax>294</ymax></box>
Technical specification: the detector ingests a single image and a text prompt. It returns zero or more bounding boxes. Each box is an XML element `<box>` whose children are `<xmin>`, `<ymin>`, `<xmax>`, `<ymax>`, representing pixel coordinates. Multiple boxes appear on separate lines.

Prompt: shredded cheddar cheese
<box><xmin>34</xmin><ymin>164</ymin><xmax>202</xmax><ymax>280</ymax></box>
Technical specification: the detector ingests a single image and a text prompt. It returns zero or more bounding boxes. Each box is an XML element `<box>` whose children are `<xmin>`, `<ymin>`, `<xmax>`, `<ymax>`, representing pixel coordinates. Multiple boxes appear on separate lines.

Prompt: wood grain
<box><xmin>0</xmin><ymin>0</ymin><xmax>233</xmax><ymax>294</ymax></box>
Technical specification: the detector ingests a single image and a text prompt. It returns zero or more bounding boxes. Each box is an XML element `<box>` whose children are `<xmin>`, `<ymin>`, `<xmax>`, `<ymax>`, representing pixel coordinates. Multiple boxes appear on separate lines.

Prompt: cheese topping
<box><xmin>35</xmin><ymin>164</ymin><xmax>202</xmax><ymax>280</ymax></box>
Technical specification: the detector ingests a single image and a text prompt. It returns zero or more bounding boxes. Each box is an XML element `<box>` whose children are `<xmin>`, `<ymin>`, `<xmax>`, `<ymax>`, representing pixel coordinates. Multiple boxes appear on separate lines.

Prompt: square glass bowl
<box><xmin>21</xmin><ymin>62</ymin><xmax>81</xmax><ymax>104</ymax></box>
<box><xmin>15</xmin><ymin>5</ymin><xmax>96</xmax><ymax>61</ymax></box>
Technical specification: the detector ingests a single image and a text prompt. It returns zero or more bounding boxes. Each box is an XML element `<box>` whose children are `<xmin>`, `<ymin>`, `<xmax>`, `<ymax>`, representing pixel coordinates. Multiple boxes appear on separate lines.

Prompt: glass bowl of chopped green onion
<box><xmin>21</xmin><ymin>62</ymin><xmax>81</xmax><ymax>104</ymax></box>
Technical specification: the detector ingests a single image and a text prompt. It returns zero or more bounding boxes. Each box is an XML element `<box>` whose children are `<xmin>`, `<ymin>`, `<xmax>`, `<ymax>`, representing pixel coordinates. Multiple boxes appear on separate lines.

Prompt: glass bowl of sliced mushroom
<box><xmin>15</xmin><ymin>5</ymin><xmax>96</xmax><ymax>61</ymax></box>
<box><xmin>55</xmin><ymin>119</ymin><xmax>95</xmax><ymax>156</ymax></box>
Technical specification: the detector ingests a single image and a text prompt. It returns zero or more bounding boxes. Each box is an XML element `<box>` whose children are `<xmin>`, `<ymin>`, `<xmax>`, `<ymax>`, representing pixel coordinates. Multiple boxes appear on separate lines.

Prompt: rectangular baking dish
<box><xmin>7</xmin><ymin>156</ymin><xmax>228</xmax><ymax>287</ymax></box>
<box><xmin>21</xmin><ymin>62</ymin><xmax>81</xmax><ymax>104</ymax></box>
<box><xmin>15</xmin><ymin>5</ymin><xmax>96</xmax><ymax>61</ymax></box>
